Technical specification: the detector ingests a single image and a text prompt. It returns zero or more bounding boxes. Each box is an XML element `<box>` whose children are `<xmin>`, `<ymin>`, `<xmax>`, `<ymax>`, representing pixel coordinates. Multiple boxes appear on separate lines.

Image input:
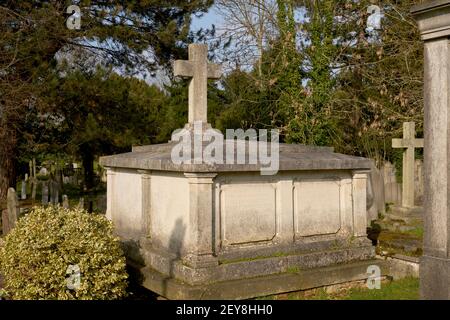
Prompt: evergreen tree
<box><xmin>332</xmin><ymin>0</ymin><xmax>423</xmax><ymax>166</ymax></box>
<box><xmin>0</xmin><ymin>0</ymin><xmax>213</xmax><ymax>199</ymax></box>
<box><xmin>41</xmin><ymin>67</ymin><xmax>166</xmax><ymax>190</ymax></box>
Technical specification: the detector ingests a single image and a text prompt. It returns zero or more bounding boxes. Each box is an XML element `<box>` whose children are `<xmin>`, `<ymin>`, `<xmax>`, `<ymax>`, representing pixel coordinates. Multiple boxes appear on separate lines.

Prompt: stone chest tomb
<box><xmin>100</xmin><ymin>44</ymin><xmax>377</xmax><ymax>299</ymax></box>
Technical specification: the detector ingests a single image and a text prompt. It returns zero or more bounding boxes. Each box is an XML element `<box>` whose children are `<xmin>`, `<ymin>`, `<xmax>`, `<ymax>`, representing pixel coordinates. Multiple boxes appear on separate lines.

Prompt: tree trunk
<box><xmin>31</xmin><ymin>178</ymin><xmax>37</xmax><ymax>201</ymax></box>
<box><xmin>257</xmin><ymin>0</ymin><xmax>264</xmax><ymax>80</ymax></box>
<box><xmin>0</xmin><ymin>135</ymin><xmax>17</xmax><ymax>201</ymax></box>
<box><xmin>81</xmin><ymin>150</ymin><xmax>94</xmax><ymax>192</ymax></box>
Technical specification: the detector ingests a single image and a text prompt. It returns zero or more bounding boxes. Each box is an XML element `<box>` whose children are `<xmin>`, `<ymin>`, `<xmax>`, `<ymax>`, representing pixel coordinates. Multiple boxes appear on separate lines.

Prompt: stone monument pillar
<box><xmin>412</xmin><ymin>1</ymin><xmax>450</xmax><ymax>299</ymax></box>
<box><xmin>183</xmin><ymin>173</ymin><xmax>218</xmax><ymax>268</ymax></box>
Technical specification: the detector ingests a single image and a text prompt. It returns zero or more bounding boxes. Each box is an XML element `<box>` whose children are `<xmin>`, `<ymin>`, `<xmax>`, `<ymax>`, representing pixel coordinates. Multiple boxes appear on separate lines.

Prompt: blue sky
<box><xmin>191</xmin><ymin>6</ymin><xmax>223</xmax><ymax>32</ymax></box>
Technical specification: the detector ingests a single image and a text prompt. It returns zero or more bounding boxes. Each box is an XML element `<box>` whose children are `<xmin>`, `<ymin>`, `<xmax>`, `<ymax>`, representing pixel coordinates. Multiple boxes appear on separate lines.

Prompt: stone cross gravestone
<box><xmin>173</xmin><ymin>44</ymin><xmax>222</xmax><ymax>126</ymax></box>
<box><xmin>62</xmin><ymin>195</ymin><xmax>69</xmax><ymax>209</ymax></box>
<box><xmin>412</xmin><ymin>1</ymin><xmax>450</xmax><ymax>299</ymax></box>
<box><xmin>392</xmin><ymin>122</ymin><xmax>424</xmax><ymax>208</ymax></box>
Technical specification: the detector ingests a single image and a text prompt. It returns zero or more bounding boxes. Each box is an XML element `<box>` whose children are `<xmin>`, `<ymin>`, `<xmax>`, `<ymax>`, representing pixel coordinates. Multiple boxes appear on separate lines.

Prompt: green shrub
<box><xmin>0</xmin><ymin>206</ymin><xmax>128</xmax><ymax>300</ymax></box>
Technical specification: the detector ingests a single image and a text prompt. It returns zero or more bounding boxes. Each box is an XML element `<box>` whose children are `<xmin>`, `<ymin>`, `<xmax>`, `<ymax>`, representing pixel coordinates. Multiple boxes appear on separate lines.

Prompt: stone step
<box><xmin>377</xmin><ymin>220</ymin><xmax>418</xmax><ymax>233</ymax></box>
<box><xmin>138</xmin><ymin>259</ymin><xmax>392</xmax><ymax>300</ymax></box>
<box><xmin>384</xmin><ymin>206</ymin><xmax>423</xmax><ymax>224</ymax></box>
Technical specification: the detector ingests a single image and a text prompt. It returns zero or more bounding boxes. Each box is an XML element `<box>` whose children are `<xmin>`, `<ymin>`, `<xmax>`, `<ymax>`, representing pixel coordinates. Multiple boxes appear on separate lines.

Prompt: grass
<box><xmin>344</xmin><ymin>277</ymin><xmax>419</xmax><ymax>300</ymax></box>
<box><xmin>258</xmin><ymin>277</ymin><xmax>419</xmax><ymax>300</ymax></box>
<box><xmin>402</xmin><ymin>226</ymin><xmax>424</xmax><ymax>238</ymax></box>
<box><xmin>286</xmin><ymin>266</ymin><xmax>301</xmax><ymax>273</ymax></box>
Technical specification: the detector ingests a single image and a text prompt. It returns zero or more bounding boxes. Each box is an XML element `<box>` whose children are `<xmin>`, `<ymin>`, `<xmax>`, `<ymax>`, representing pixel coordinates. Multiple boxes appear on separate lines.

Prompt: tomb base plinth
<box><xmin>128</xmin><ymin>257</ymin><xmax>390</xmax><ymax>300</ymax></box>
<box><xmin>127</xmin><ymin>236</ymin><xmax>375</xmax><ymax>289</ymax></box>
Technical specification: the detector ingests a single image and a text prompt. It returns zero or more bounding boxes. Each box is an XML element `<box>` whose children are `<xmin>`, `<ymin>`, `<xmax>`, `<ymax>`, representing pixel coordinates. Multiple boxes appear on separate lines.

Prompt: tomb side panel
<box><xmin>112</xmin><ymin>169</ymin><xmax>143</xmax><ymax>240</ymax></box>
<box><xmin>218</xmin><ymin>177</ymin><xmax>279</xmax><ymax>248</ymax></box>
<box><xmin>293</xmin><ymin>177</ymin><xmax>343</xmax><ymax>238</ymax></box>
<box><xmin>150</xmin><ymin>172</ymin><xmax>191</xmax><ymax>254</ymax></box>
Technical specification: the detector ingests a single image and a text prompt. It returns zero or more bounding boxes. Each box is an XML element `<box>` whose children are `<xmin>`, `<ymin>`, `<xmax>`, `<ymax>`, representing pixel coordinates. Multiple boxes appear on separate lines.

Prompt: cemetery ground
<box><xmin>369</xmin><ymin>203</ymin><xmax>424</xmax><ymax>258</ymax></box>
<box><xmin>257</xmin><ymin>202</ymin><xmax>423</xmax><ymax>300</ymax></box>
<box><xmin>259</xmin><ymin>277</ymin><xmax>419</xmax><ymax>300</ymax></box>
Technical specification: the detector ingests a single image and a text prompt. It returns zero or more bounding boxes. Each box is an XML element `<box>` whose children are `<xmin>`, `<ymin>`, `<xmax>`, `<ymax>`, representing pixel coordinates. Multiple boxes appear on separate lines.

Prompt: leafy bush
<box><xmin>0</xmin><ymin>206</ymin><xmax>128</xmax><ymax>300</ymax></box>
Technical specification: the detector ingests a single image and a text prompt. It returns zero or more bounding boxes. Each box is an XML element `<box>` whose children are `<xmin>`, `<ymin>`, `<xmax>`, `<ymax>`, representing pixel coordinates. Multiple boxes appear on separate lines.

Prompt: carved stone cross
<box><xmin>174</xmin><ymin>44</ymin><xmax>222</xmax><ymax>125</ymax></box>
<box><xmin>392</xmin><ymin>122</ymin><xmax>424</xmax><ymax>208</ymax></box>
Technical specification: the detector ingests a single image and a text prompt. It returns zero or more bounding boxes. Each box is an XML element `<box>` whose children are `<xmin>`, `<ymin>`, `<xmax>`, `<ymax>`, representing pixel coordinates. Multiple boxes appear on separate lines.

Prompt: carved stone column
<box><xmin>412</xmin><ymin>1</ymin><xmax>450</xmax><ymax>299</ymax></box>
<box><xmin>352</xmin><ymin>170</ymin><xmax>369</xmax><ymax>237</ymax></box>
<box><xmin>138</xmin><ymin>170</ymin><xmax>152</xmax><ymax>238</ymax></box>
<box><xmin>183</xmin><ymin>173</ymin><xmax>218</xmax><ymax>268</ymax></box>
<box><xmin>105</xmin><ymin>167</ymin><xmax>115</xmax><ymax>221</ymax></box>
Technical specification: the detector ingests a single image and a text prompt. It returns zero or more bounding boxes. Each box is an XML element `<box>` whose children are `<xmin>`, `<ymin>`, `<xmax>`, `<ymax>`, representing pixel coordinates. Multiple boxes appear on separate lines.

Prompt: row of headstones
<box><xmin>19</xmin><ymin>178</ymin><xmax>66</xmax><ymax>206</ymax></box>
<box><xmin>1</xmin><ymin>187</ymin><xmax>84</xmax><ymax>236</ymax></box>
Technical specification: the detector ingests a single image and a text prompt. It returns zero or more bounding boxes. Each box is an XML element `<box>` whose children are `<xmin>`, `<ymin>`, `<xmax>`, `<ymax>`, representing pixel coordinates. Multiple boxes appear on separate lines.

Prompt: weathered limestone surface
<box><xmin>173</xmin><ymin>44</ymin><xmax>221</xmax><ymax>125</ymax></box>
<box><xmin>62</xmin><ymin>195</ymin><xmax>69</xmax><ymax>209</ymax></box>
<box><xmin>137</xmin><ymin>259</ymin><xmax>391</xmax><ymax>300</ymax></box>
<box><xmin>412</xmin><ymin>0</ymin><xmax>450</xmax><ymax>299</ymax></box>
<box><xmin>412</xmin><ymin>0</ymin><xmax>450</xmax><ymax>40</ymax></box>
<box><xmin>100</xmin><ymin>141</ymin><xmax>370</xmax><ymax>173</ymax></box>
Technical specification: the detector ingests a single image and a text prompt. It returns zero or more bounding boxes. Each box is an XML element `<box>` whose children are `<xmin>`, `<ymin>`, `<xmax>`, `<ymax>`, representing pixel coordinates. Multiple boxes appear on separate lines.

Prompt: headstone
<box><xmin>367</xmin><ymin>161</ymin><xmax>386</xmax><ymax>223</ymax></box>
<box><xmin>96</xmin><ymin>194</ymin><xmax>107</xmax><ymax>213</ymax></box>
<box><xmin>392</xmin><ymin>122</ymin><xmax>424</xmax><ymax>208</ymax></box>
<box><xmin>50</xmin><ymin>179</ymin><xmax>59</xmax><ymax>205</ymax></box>
<box><xmin>77</xmin><ymin>197</ymin><xmax>84</xmax><ymax>210</ymax></box>
<box><xmin>41</xmin><ymin>182</ymin><xmax>49</xmax><ymax>205</ymax></box>
<box><xmin>62</xmin><ymin>195</ymin><xmax>69</xmax><ymax>209</ymax></box>
<box><xmin>20</xmin><ymin>180</ymin><xmax>26</xmax><ymax>200</ymax></box>
<box><xmin>5</xmin><ymin>188</ymin><xmax>18</xmax><ymax>234</ymax></box>
<box><xmin>412</xmin><ymin>2</ymin><xmax>450</xmax><ymax>299</ymax></box>
<box><xmin>101</xmin><ymin>170</ymin><xmax>107</xmax><ymax>183</ymax></box>
<box><xmin>39</xmin><ymin>167</ymin><xmax>48</xmax><ymax>176</ymax></box>
<box><xmin>382</xmin><ymin>161</ymin><xmax>402</xmax><ymax>205</ymax></box>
